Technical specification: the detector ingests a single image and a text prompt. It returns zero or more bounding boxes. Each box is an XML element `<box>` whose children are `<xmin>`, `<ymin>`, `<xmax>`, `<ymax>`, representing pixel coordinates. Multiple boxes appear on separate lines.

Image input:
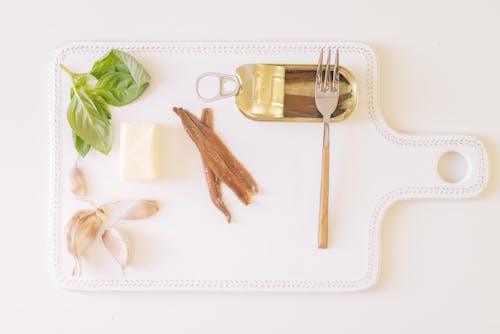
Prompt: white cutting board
<box><xmin>48</xmin><ymin>41</ymin><xmax>489</xmax><ymax>292</ymax></box>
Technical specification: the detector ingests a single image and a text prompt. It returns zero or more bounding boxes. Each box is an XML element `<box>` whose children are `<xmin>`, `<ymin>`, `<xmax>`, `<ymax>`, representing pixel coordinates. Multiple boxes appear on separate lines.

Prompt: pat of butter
<box><xmin>120</xmin><ymin>122</ymin><xmax>159</xmax><ymax>181</ymax></box>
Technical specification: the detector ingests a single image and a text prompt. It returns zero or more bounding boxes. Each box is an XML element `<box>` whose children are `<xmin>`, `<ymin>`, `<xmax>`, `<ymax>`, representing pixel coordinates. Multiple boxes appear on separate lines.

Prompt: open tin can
<box><xmin>196</xmin><ymin>64</ymin><xmax>357</xmax><ymax>122</ymax></box>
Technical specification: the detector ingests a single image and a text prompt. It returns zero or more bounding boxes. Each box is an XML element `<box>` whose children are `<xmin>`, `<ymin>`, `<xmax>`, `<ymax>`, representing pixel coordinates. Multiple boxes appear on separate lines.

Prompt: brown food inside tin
<box><xmin>173</xmin><ymin>107</ymin><xmax>258</xmax><ymax>213</ymax></box>
<box><xmin>283</xmin><ymin>69</ymin><xmax>352</xmax><ymax>118</ymax></box>
<box><xmin>200</xmin><ymin>108</ymin><xmax>232</xmax><ymax>223</ymax></box>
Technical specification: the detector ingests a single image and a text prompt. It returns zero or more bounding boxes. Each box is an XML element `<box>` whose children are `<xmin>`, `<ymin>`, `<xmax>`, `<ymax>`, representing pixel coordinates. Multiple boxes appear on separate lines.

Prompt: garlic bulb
<box><xmin>102</xmin><ymin>228</ymin><xmax>129</xmax><ymax>274</ymax></box>
<box><xmin>65</xmin><ymin>207</ymin><xmax>106</xmax><ymax>277</ymax></box>
<box><xmin>120</xmin><ymin>200</ymin><xmax>159</xmax><ymax>220</ymax></box>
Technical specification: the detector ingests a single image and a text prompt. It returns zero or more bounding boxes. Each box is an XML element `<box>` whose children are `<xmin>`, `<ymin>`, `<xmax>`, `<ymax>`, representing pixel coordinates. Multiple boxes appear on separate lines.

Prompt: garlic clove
<box><xmin>65</xmin><ymin>208</ymin><xmax>105</xmax><ymax>277</ymax></box>
<box><xmin>120</xmin><ymin>200</ymin><xmax>159</xmax><ymax>220</ymax></box>
<box><xmin>102</xmin><ymin>228</ymin><xmax>129</xmax><ymax>274</ymax></box>
<box><xmin>69</xmin><ymin>164</ymin><xmax>87</xmax><ymax>196</ymax></box>
<box><xmin>65</xmin><ymin>209</ymin><xmax>93</xmax><ymax>254</ymax></box>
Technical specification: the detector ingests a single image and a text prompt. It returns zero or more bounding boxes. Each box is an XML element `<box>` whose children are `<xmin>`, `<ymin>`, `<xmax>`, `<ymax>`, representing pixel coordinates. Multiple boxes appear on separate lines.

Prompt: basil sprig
<box><xmin>61</xmin><ymin>49</ymin><xmax>151</xmax><ymax>157</ymax></box>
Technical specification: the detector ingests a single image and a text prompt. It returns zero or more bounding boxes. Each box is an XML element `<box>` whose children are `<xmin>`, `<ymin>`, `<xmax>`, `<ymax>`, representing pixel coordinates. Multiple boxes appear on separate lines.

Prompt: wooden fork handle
<box><xmin>318</xmin><ymin>144</ymin><xmax>330</xmax><ymax>249</ymax></box>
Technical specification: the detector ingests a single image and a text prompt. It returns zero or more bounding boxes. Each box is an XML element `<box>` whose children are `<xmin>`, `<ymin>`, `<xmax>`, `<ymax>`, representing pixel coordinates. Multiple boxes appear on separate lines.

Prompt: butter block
<box><xmin>120</xmin><ymin>122</ymin><xmax>159</xmax><ymax>181</ymax></box>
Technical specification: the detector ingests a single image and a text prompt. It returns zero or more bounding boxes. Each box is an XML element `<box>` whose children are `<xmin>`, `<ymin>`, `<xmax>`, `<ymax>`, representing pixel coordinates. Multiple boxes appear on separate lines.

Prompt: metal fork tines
<box><xmin>314</xmin><ymin>48</ymin><xmax>340</xmax><ymax>249</ymax></box>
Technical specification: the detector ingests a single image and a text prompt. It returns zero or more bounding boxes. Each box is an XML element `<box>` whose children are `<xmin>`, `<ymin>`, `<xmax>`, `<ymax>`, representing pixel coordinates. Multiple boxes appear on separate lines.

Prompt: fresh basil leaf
<box><xmin>71</xmin><ymin>88</ymin><xmax>112</xmax><ymax>122</ymax></box>
<box><xmin>90</xmin><ymin>49</ymin><xmax>150</xmax><ymax>98</ymax></box>
<box><xmin>67</xmin><ymin>87</ymin><xmax>112</xmax><ymax>155</ymax></box>
<box><xmin>111</xmin><ymin>49</ymin><xmax>150</xmax><ymax>88</ymax></box>
<box><xmin>88</xmin><ymin>90</ymin><xmax>112</xmax><ymax>120</ymax></box>
<box><xmin>72</xmin><ymin>131</ymin><xmax>91</xmax><ymax>157</ymax></box>
<box><xmin>90</xmin><ymin>51</ymin><xmax>129</xmax><ymax>79</ymax></box>
<box><xmin>95</xmin><ymin>72</ymin><xmax>143</xmax><ymax>106</ymax></box>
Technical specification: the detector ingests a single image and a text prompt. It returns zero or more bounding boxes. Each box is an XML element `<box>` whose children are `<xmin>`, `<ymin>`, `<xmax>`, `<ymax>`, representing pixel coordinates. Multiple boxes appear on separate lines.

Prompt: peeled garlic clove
<box><xmin>102</xmin><ymin>228</ymin><xmax>129</xmax><ymax>273</ymax></box>
<box><xmin>69</xmin><ymin>165</ymin><xmax>87</xmax><ymax>196</ymax></box>
<box><xmin>120</xmin><ymin>200</ymin><xmax>159</xmax><ymax>220</ymax></box>
<box><xmin>65</xmin><ymin>208</ymin><xmax>106</xmax><ymax>277</ymax></box>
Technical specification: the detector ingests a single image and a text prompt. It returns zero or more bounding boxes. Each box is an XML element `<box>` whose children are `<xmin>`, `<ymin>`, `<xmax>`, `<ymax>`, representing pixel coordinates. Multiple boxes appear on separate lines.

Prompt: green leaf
<box><xmin>95</xmin><ymin>72</ymin><xmax>145</xmax><ymax>106</ymax></box>
<box><xmin>90</xmin><ymin>51</ymin><xmax>129</xmax><ymax>79</ymax></box>
<box><xmin>90</xmin><ymin>49</ymin><xmax>150</xmax><ymax>105</ymax></box>
<box><xmin>88</xmin><ymin>90</ymin><xmax>112</xmax><ymax>120</ymax></box>
<box><xmin>91</xmin><ymin>49</ymin><xmax>150</xmax><ymax>85</ymax></box>
<box><xmin>70</xmin><ymin>87</ymin><xmax>112</xmax><ymax>121</ymax></box>
<box><xmin>111</xmin><ymin>49</ymin><xmax>150</xmax><ymax>88</ymax></box>
<box><xmin>67</xmin><ymin>87</ymin><xmax>112</xmax><ymax>155</ymax></box>
<box><xmin>72</xmin><ymin>131</ymin><xmax>91</xmax><ymax>157</ymax></box>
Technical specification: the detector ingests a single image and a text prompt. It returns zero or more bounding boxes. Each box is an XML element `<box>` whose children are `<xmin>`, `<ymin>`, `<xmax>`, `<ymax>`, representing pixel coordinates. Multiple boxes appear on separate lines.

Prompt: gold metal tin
<box><xmin>196</xmin><ymin>64</ymin><xmax>357</xmax><ymax>122</ymax></box>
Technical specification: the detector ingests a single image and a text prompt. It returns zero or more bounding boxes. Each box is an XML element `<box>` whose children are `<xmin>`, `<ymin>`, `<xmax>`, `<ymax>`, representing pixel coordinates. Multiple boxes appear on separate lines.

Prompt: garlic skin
<box><xmin>69</xmin><ymin>165</ymin><xmax>87</xmax><ymax>196</ymax></box>
<box><xmin>120</xmin><ymin>200</ymin><xmax>159</xmax><ymax>220</ymax></box>
<box><xmin>102</xmin><ymin>228</ymin><xmax>129</xmax><ymax>274</ymax></box>
<box><xmin>65</xmin><ymin>207</ymin><xmax>106</xmax><ymax>277</ymax></box>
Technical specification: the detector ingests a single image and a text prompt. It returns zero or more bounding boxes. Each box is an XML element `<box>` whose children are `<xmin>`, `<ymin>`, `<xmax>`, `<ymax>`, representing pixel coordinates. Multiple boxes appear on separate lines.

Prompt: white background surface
<box><xmin>0</xmin><ymin>0</ymin><xmax>499</xmax><ymax>332</ymax></box>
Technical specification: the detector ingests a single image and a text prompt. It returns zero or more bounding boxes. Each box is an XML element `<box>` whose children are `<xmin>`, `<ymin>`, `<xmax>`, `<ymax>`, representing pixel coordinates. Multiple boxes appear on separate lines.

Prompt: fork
<box><xmin>315</xmin><ymin>48</ymin><xmax>340</xmax><ymax>249</ymax></box>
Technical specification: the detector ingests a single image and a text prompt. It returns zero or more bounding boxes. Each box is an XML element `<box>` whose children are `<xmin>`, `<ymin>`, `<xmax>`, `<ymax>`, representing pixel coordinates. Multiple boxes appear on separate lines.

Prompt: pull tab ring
<box><xmin>196</xmin><ymin>72</ymin><xmax>241</xmax><ymax>102</ymax></box>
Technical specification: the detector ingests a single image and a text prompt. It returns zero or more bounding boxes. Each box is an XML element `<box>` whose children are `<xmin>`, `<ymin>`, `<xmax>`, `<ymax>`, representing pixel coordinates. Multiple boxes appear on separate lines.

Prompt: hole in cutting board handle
<box><xmin>438</xmin><ymin>151</ymin><xmax>469</xmax><ymax>183</ymax></box>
